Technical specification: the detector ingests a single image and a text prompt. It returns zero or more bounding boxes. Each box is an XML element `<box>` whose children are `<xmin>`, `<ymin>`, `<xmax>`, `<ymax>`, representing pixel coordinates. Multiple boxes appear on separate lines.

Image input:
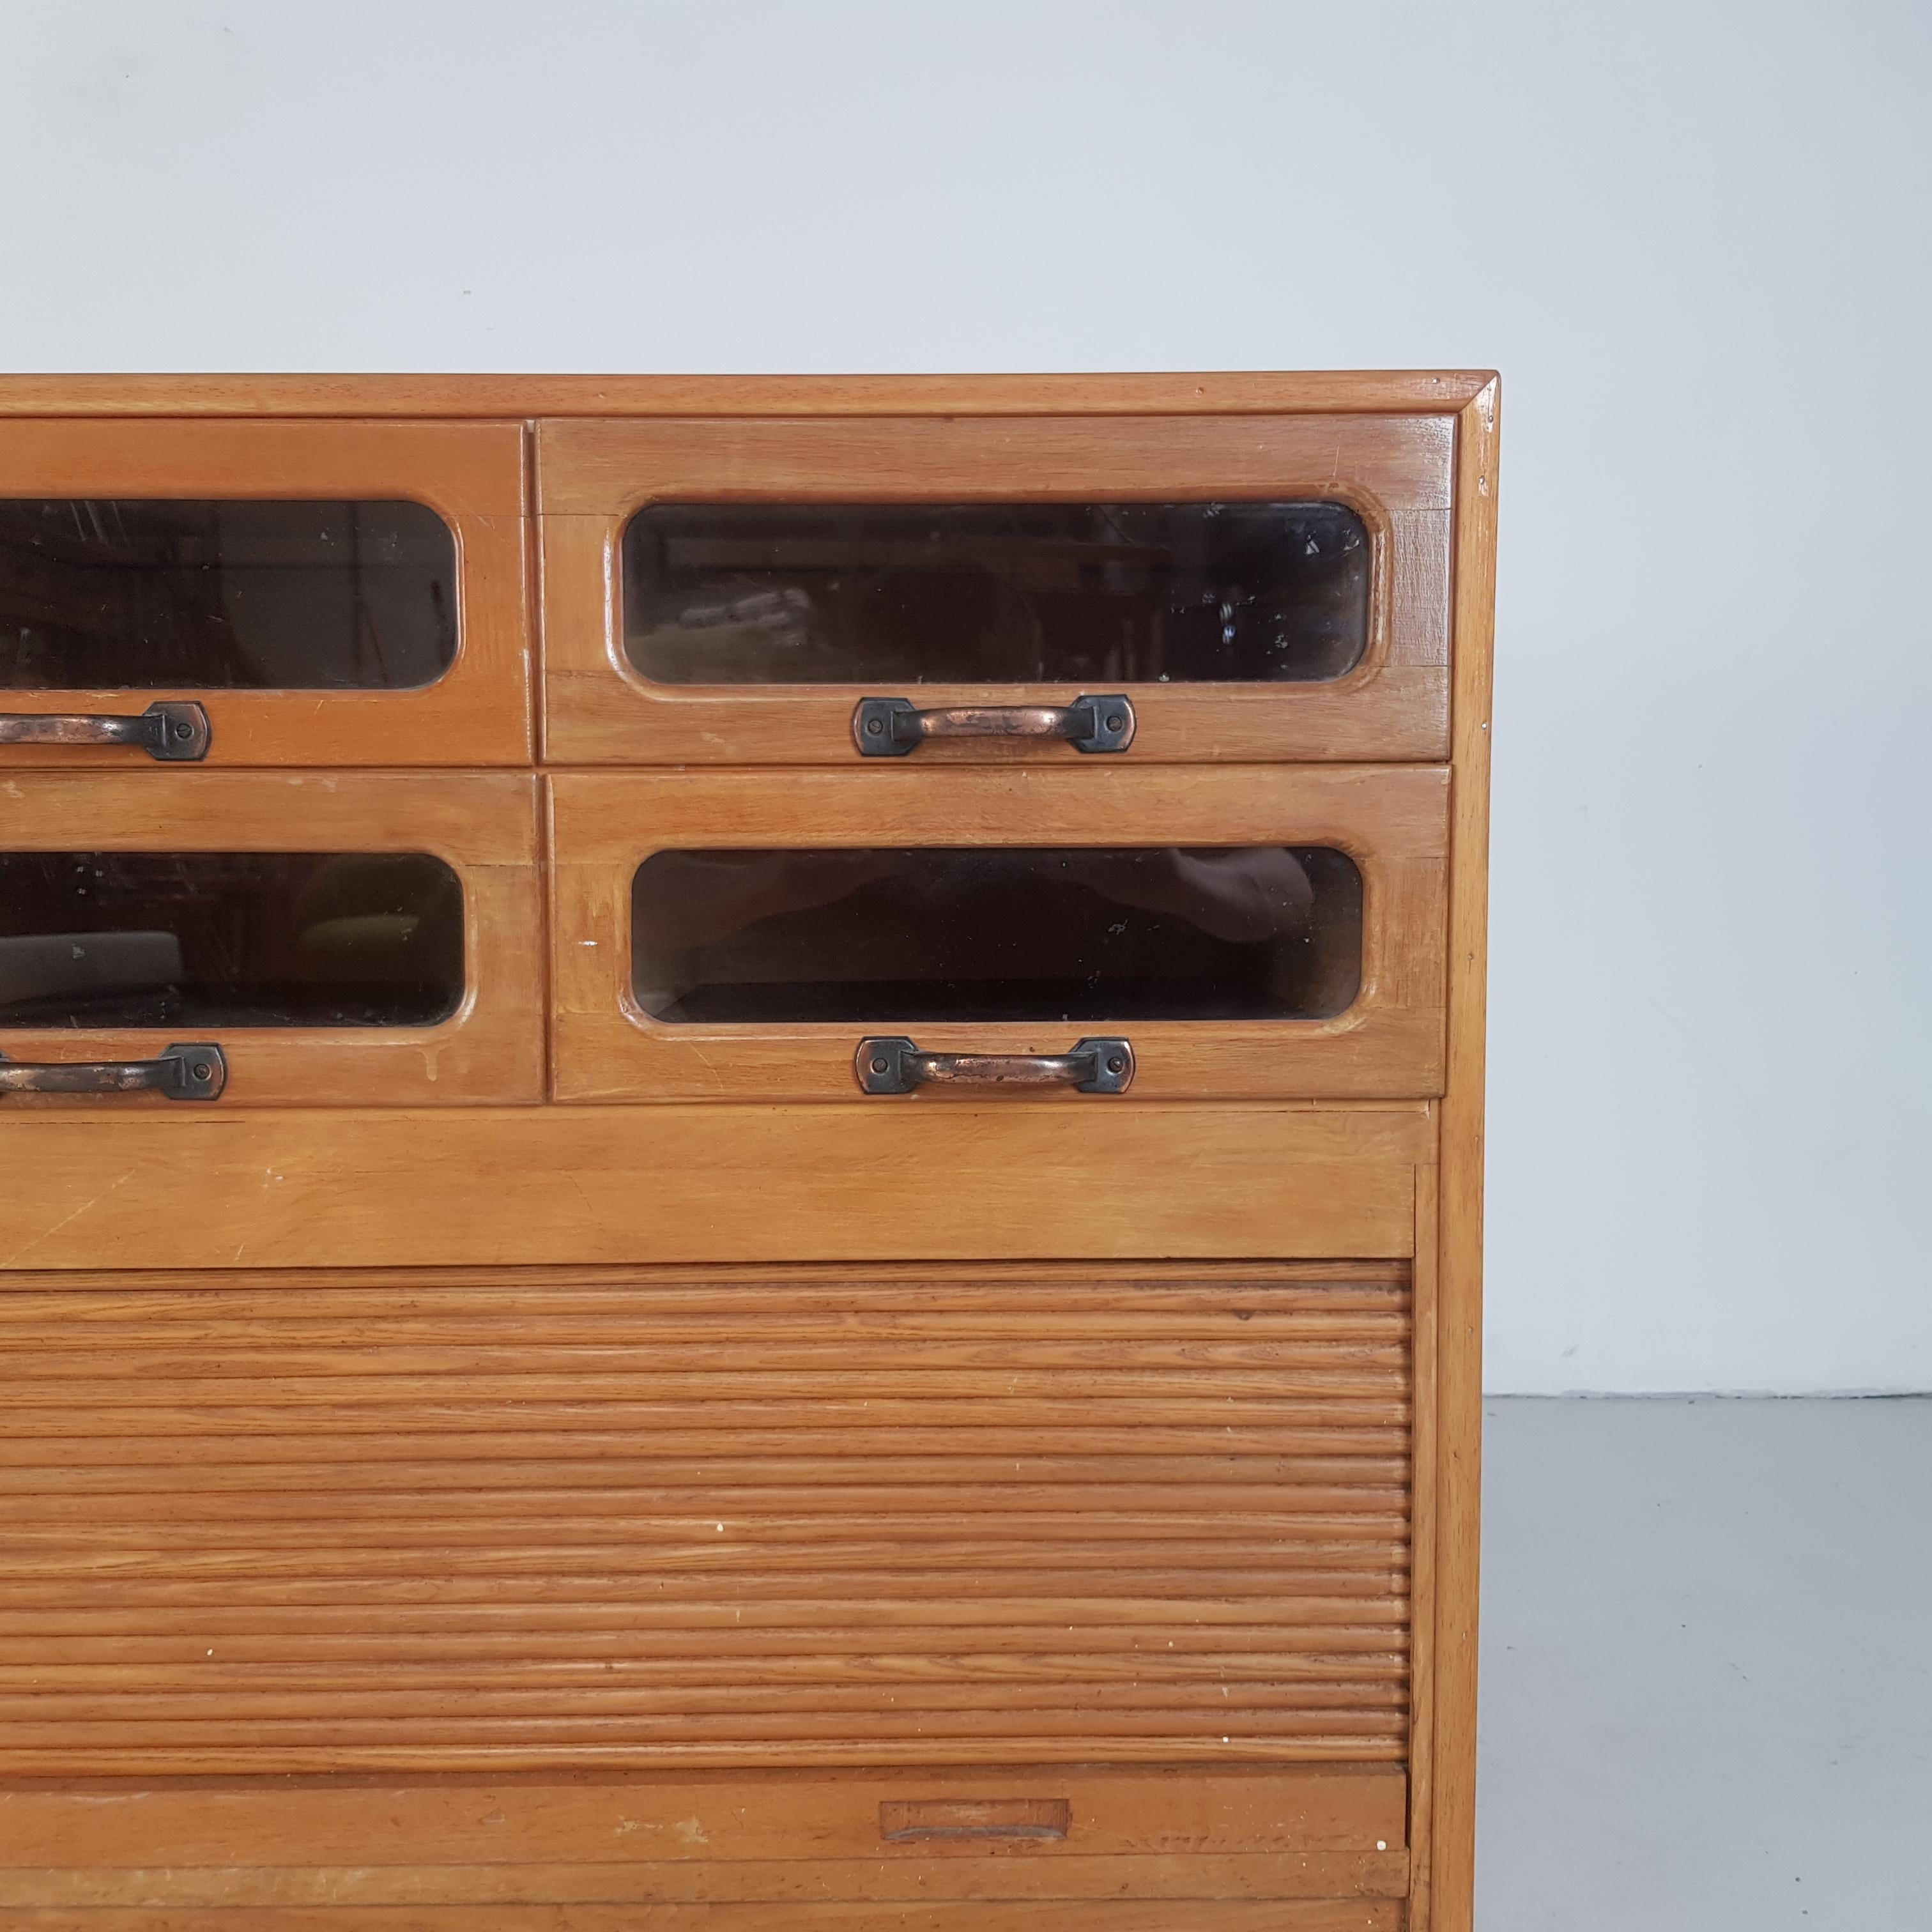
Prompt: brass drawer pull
<box><xmin>856</xmin><ymin>1035</ymin><xmax>1133</xmax><ymax>1094</ymax></box>
<box><xmin>0</xmin><ymin>702</ymin><xmax>211</xmax><ymax>762</ymax></box>
<box><xmin>853</xmin><ymin>693</ymin><xmax>1134</xmax><ymax>756</ymax></box>
<box><xmin>0</xmin><ymin>1043</ymin><xmax>227</xmax><ymax>1100</ymax></box>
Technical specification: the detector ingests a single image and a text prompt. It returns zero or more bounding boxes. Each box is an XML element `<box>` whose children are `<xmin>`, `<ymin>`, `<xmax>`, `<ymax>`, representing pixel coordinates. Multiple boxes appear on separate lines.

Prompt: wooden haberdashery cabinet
<box><xmin>0</xmin><ymin>371</ymin><xmax>1498</xmax><ymax>1932</ymax></box>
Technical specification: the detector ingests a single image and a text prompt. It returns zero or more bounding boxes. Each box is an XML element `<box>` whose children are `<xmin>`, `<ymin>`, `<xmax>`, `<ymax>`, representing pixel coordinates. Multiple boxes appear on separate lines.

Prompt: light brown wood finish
<box><xmin>0</xmin><ymin>1907</ymin><xmax>1400</xmax><ymax>1930</ymax></box>
<box><xmin>3</xmin><ymin>1864</ymin><xmax>1407</xmax><ymax>1909</ymax></box>
<box><xmin>537</xmin><ymin>415</ymin><xmax>1450</xmax><ymax>765</ymax></box>
<box><xmin>0</xmin><ymin>371</ymin><xmax>1496</xmax><ymax>1932</ymax></box>
<box><xmin>1406</xmin><ymin>1163</ymin><xmax>1443</xmax><ymax>1929</ymax></box>
<box><xmin>1428</xmin><ymin>375</ymin><xmax>1500</xmax><ymax>1932</ymax></box>
<box><xmin>0</xmin><ymin>772</ymin><xmax>544</xmax><ymax>1106</ymax></box>
<box><xmin>549</xmin><ymin>765</ymin><xmax>1448</xmax><ymax>1103</ymax></box>
<box><xmin>0</xmin><ymin>1265</ymin><xmax>1412</xmax><ymax>1778</ymax></box>
<box><xmin>0</xmin><ymin>1108</ymin><xmax>1427</xmax><ymax>1268</ymax></box>
<box><xmin>0</xmin><ymin>420</ymin><xmax>530</xmax><ymax>767</ymax></box>
<box><xmin>0</xmin><ymin>1765</ymin><xmax>1406</xmax><ymax>1864</ymax></box>
<box><xmin>0</xmin><ymin>370</ymin><xmax>1494</xmax><ymax>418</ymax></box>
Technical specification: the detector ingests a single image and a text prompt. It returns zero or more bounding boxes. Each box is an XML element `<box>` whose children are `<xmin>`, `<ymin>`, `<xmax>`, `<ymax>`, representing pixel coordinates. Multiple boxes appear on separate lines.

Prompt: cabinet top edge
<box><xmin>0</xmin><ymin>371</ymin><xmax>1499</xmax><ymax>420</ymax></box>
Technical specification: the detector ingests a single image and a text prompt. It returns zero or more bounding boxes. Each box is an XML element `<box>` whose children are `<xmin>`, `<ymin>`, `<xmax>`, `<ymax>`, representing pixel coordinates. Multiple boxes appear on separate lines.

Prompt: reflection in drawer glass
<box><xmin>0</xmin><ymin>853</ymin><xmax>464</xmax><ymax>1028</ymax></box>
<box><xmin>624</xmin><ymin>503</ymin><xmax>1368</xmax><ymax>686</ymax></box>
<box><xmin>631</xmin><ymin>847</ymin><xmax>1361</xmax><ymax>1023</ymax></box>
<box><xmin>0</xmin><ymin>500</ymin><xmax>457</xmax><ymax>690</ymax></box>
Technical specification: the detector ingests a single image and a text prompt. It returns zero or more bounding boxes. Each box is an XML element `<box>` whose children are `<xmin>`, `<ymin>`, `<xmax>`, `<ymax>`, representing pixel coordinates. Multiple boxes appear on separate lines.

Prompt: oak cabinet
<box><xmin>0</xmin><ymin>372</ymin><xmax>1496</xmax><ymax>1932</ymax></box>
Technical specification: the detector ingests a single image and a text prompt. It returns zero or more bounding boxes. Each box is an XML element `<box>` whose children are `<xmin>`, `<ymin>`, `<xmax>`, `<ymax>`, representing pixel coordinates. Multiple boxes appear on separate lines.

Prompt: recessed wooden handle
<box><xmin>0</xmin><ymin>702</ymin><xmax>211</xmax><ymax>762</ymax></box>
<box><xmin>879</xmin><ymin>1798</ymin><xmax>1071</xmax><ymax>1844</ymax></box>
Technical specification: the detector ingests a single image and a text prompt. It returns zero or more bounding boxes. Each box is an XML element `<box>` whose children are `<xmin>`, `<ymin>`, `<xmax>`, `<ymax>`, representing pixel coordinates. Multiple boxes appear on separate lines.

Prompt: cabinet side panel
<box><xmin>1430</xmin><ymin>379</ymin><xmax>1499</xmax><ymax>1932</ymax></box>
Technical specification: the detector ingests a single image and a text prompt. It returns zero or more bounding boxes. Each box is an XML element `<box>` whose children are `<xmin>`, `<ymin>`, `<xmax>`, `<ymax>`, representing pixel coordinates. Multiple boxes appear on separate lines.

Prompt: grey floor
<box><xmin>1478</xmin><ymin>1397</ymin><xmax>1931</xmax><ymax>1928</ymax></box>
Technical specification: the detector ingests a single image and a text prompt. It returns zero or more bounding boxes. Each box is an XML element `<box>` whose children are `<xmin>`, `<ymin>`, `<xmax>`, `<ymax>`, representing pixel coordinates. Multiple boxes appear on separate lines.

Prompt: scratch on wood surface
<box><xmin>4</xmin><ymin>1169</ymin><xmax>137</xmax><ymax>1264</ymax></box>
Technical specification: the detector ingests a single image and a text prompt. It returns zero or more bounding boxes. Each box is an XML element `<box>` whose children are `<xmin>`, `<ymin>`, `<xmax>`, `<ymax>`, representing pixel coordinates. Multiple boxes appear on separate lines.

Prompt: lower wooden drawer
<box><xmin>0</xmin><ymin>1768</ymin><xmax>1408</xmax><ymax>1917</ymax></box>
<box><xmin>0</xmin><ymin>1889</ymin><xmax>1400</xmax><ymax>1931</ymax></box>
<box><xmin>0</xmin><ymin>1260</ymin><xmax>1414</xmax><ymax>1784</ymax></box>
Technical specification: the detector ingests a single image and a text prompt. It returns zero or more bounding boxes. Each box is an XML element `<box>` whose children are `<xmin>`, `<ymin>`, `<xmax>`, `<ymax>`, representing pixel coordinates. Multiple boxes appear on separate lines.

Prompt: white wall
<box><xmin>4</xmin><ymin>1</ymin><xmax>1928</xmax><ymax>1393</ymax></box>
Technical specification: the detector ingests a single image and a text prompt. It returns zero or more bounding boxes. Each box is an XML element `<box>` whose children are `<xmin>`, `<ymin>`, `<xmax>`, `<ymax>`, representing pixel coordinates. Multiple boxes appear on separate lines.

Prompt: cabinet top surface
<box><xmin>0</xmin><ymin>371</ymin><xmax>1499</xmax><ymax>418</ymax></box>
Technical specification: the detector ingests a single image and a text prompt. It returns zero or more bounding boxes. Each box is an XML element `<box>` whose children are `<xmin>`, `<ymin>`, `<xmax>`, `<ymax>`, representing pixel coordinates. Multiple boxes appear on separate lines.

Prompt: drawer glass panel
<box><xmin>622</xmin><ymin>502</ymin><xmax>1370</xmax><ymax>686</ymax></box>
<box><xmin>0</xmin><ymin>500</ymin><xmax>457</xmax><ymax>690</ymax></box>
<box><xmin>631</xmin><ymin>845</ymin><xmax>1361</xmax><ymax>1023</ymax></box>
<box><xmin>0</xmin><ymin>852</ymin><xmax>464</xmax><ymax>1028</ymax></box>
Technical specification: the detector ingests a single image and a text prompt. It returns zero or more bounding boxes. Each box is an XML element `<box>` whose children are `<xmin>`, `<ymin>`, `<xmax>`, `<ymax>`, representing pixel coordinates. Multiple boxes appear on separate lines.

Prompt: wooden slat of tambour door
<box><xmin>0</xmin><ymin>1262</ymin><xmax>1412</xmax><ymax>1777</ymax></box>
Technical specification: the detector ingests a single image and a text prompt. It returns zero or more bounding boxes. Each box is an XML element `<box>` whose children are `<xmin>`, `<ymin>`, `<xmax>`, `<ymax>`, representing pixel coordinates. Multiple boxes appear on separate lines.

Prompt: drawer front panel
<box><xmin>0</xmin><ymin>1879</ymin><xmax>1403</xmax><ymax>1928</ymax></box>
<box><xmin>538</xmin><ymin>414</ymin><xmax>1450</xmax><ymax>765</ymax></box>
<box><xmin>0</xmin><ymin>1106</ymin><xmax>1425</xmax><ymax>1268</ymax></box>
<box><xmin>0</xmin><ymin>1263</ymin><xmax>1414</xmax><ymax>1779</ymax></box>
<box><xmin>550</xmin><ymin>765</ymin><xmax>1448</xmax><ymax>1103</ymax></box>
<box><xmin>0</xmin><ymin>419</ymin><xmax>530</xmax><ymax>765</ymax></box>
<box><xmin>0</xmin><ymin>772</ymin><xmax>544</xmax><ymax>1105</ymax></box>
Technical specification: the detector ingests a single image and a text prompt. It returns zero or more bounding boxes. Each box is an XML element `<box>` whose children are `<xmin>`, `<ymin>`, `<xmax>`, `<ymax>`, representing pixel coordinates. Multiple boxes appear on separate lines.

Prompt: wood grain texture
<box><xmin>0</xmin><ymin>772</ymin><xmax>544</xmax><ymax>1106</ymax></box>
<box><xmin>0</xmin><ymin>1106</ymin><xmax>1427</xmax><ymax>1269</ymax></box>
<box><xmin>0</xmin><ymin>1264</ymin><xmax>1412</xmax><ymax>1777</ymax></box>
<box><xmin>0</xmin><ymin>1908</ymin><xmax>1400</xmax><ymax>1931</ymax></box>
<box><xmin>0</xmin><ymin>370</ymin><xmax>1496</xmax><ymax>418</ymax></box>
<box><xmin>1428</xmin><ymin>376</ymin><xmax>1500</xmax><ymax>1932</ymax></box>
<box><xmin>537</xmin><ymin>415</ymin><xmax>1450</xmax><ymax>766</ymax></box>
<box><xmin>0</xmin><ymin>369</ymin><xmax>1494</xmax><ymax>1928</ymax></box>
<box><xmin>1406</xmin><ymin>1163</ymin><xmax>1441</xmax><ymax>1930</ymax></box>
<box><xmin>0</xmin><ymin>1765</ymin><xmax>1406</xmax><ymax>1865</ymax></box>
<box><xmin>549</xmin><ymin>766</ymin><xmax>1447</xmax><ymax>1103</ymax></box>
<box><xmin>0</xmin><ymin>420</ymin><xmax>531</xmax><ymax>767</ymax></box>
<box><xmin>1</xmin><ymin>1860</ymin><xmax>1407</xmax><ymax>1907</ymax></box>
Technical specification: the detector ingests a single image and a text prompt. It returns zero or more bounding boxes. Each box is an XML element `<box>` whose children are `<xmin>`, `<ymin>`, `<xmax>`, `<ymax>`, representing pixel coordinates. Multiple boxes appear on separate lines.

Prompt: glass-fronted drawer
<box><xmin>549</xmin><ymin>767</ymin><xmax>1446</xmax><ymax>1101</ymax></box>
<box><xmin>0</xmin><ymin>773</ymin><xmax>542</xmax><ymax>1105</ymax></box>
<box><xmin>537</xmin><ymin>415</ymin><xmax>1451</xmax><ymax>765</ymax></box>
<box><xmin>0</xmin><ymin>420</ymin><xmax>529</xmax><ymax>765</ymax></box>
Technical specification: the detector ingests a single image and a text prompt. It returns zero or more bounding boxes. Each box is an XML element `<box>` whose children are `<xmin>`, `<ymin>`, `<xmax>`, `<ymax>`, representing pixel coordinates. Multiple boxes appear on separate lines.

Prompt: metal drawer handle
<box><xmin>853</xmin><ymin>694</ymin><xmax>1135</xmax><ymax>757</ymax></box>
<box><xmin>0</xmin><ymin>1043</ymin><xmax>227</xmax><ymax>1100</ymax></box>
<box><xmin>0</xmin><ymin>702</ymin><xmax>211</xmax><ymax>762</ymax></box>
<box><xmin>856</xmin><ymin>1035</ymin><xmax>1133</xmax><ymax>1094</ymax></box>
